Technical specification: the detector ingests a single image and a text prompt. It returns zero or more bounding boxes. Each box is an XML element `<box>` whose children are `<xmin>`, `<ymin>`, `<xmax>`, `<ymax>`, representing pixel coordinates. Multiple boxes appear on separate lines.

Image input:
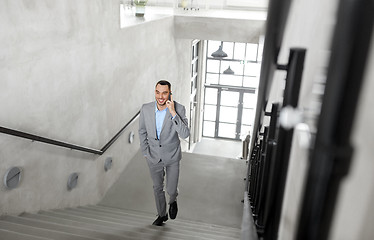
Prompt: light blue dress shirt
<box><xmin>155</xmin><ymin>103</ymin><xmax>176</xmax><ymax>140</ymax></box>
<box><xmin>155</xmin><ymin>103</ymin><xmax>168</xmax><ymax>140</ymax></box>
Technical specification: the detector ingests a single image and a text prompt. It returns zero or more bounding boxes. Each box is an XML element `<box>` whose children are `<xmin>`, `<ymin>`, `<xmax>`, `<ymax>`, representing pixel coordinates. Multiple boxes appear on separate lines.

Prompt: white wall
<box><xmin>0</xmin><ymin>0</ymin><xmax>265</xmax><ymax>216</ymax></box>
<box><xmin>174</xmin><ymin>16</ymin><xmax>264</xmax><ymax>43</ymax></box>
<box><xmin>0</xmin><ymin>0</ymin><xmax>191</xmax><ymax>215</ymax></box>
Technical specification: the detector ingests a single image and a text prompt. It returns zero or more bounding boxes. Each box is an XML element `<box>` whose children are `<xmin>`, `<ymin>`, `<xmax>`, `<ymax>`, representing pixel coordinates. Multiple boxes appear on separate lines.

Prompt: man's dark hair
<box><xmin>156</xmin><ymin>80</ymin><xmax>171</xmax><ymax>91</ymax></box>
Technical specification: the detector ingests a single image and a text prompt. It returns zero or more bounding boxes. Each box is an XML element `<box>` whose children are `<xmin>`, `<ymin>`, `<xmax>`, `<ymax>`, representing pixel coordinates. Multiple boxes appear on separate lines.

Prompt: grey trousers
<box><xmin>147</xmin><ymin>159</ymin><xmax>180</xmax><ymax>217</ymax></box>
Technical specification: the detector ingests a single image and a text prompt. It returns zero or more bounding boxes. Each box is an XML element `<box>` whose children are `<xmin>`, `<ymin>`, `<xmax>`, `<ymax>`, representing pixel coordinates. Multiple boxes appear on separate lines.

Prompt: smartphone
<box><xmin>168</xmin><ymin>92</ymin><xmax>172</xmax><ymax>101</ymax></box>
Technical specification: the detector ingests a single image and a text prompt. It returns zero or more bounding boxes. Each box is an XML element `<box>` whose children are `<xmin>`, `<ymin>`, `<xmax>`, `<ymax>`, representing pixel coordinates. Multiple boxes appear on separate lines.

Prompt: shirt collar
<box><xmin>155</xmin><ymin>102</ymin><xmax>168</xmax><ymax>113</ymax></box>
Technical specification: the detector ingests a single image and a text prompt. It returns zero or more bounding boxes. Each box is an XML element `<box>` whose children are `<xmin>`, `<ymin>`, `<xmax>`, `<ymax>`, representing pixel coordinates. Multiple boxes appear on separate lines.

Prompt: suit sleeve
<box><xmin>172</xmin><ymin>105</ymin><xmax>190</xmax><ymax>139</ymax></box>
<box><xmin>138</xmin><ymin>106</ymin><xmax>149</xmax><ymax>156</ymax></box>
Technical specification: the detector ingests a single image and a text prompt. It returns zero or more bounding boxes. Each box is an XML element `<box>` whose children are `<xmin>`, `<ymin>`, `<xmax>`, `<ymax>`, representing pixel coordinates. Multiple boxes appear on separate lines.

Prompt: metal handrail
<box><xmin>100</xmin><ymin>111</ymin><xmax>140</xmax><ymax>153</ymax></box>
<box><xmin>251</xmin><ymin>0</ymin><xmax>292</xmax><ymax>152</ymax></box>
<box><xmin>241</xmin><ymin>191</ymin><xmax>259</xmax><ymax>240</ymax></box>
<box><xmin>296</xmin><ymin>0</ymin><xmax>374</xmax><ymax>239</ymax></box>
<box><xmin>0</xmin><ymin>110</ymin><xmax>140</xmax><ymax>155</ymax></box>
<box><xmin>242</xmin><ymin>0</ymin><xmax>293</xmax><ymax>237</ymax></box>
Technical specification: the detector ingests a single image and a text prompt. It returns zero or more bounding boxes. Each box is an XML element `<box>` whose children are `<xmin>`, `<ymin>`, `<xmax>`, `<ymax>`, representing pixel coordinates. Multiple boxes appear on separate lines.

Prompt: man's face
<box><xmin>155</xmin><ymin>84</ymin><xmax>170</xmax><ymax>107</ymax></box>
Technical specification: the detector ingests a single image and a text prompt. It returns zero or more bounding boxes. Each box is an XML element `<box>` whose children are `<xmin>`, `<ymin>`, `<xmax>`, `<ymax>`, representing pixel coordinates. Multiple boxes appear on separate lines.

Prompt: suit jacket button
<box><xmin>159</xmin><ymin>145</ymin><xmax>162</xmax><ymax>147</ymax></box>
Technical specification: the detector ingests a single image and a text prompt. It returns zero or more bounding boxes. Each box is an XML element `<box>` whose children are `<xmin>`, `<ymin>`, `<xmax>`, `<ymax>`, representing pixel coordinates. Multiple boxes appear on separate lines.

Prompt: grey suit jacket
<box><xmin>138</xmin><ymin>101</ymin><xmax>190</xmax><ymax>165</ymax></box>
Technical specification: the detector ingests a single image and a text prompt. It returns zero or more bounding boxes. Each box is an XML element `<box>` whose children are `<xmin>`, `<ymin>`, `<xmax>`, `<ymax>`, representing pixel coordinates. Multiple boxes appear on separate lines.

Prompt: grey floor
<box><xmin>100</xmin><ymin>138</ymin><xmax>247</xmax><ymax>229</ymax></box>
<box><xmin>192</xmin><ymin>137</ymin><xmax>243</xmax><ymax>159</ymax></box>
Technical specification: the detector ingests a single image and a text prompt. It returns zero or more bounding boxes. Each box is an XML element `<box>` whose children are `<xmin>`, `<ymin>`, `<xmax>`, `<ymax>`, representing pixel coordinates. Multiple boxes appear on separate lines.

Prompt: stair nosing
<box><xmin>76</xmin><ymin>206</ymin><xmax>240</xmax><ymax>238</ymax></box>
<box><xmin>96</xmin><ymin>204</ymin><xmax>241</xmax><ymax>232</ymax></box>
<box><xmin>1</xmin><ymin>216</ymin><xmax>131</xmax><ymax>240</ymax></box>
<box><xmin>0</xmin><ymin>228</ymin><xmax>51</xmax><ymax>240</ymax></box>
<box><xmin>51</xmin><ymin>208</ymin><xmax>237</xmax><ymax>240</ymax></box>
<box><xmin>0</xmin><ymin>219</ymin><xmax>104</xmax><ymax>240</ymax></box>
<box><xmin>38</xmin><ymin>210</ymin><xmax>220</xmax><ymax>240</ymax></box>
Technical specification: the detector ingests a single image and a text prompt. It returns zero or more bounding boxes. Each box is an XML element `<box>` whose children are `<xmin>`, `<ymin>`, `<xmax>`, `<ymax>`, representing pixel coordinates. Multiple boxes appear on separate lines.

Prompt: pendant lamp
<box><xmin>211</xmin><ymin>42</ymin><xmax>228</xmax><ymax>58</ymax></box>
<box><xmin>223</xmin><ymin>66</ymin><xmax>234</xmax><ymax>75</ymax></box>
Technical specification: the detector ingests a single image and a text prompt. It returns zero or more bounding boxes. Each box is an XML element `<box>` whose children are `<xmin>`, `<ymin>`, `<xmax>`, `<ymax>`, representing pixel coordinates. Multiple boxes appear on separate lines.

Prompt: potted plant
<box><xmin>134</xmin><ymin>0</ymin><xmax>148</xmax><ymax>17</ymax></box>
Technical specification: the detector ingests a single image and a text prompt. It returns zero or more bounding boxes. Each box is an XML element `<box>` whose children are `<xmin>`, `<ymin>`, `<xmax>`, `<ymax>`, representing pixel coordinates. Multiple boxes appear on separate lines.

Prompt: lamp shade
<box><xmin>223</xmin><ymin>66</ymin><xmax>235</xmax><ymax>75</ymax></box>
<box><xmin>211</xmin><ymin>45</ymin><xmax>228</xmax><ymax>58</ymax></box>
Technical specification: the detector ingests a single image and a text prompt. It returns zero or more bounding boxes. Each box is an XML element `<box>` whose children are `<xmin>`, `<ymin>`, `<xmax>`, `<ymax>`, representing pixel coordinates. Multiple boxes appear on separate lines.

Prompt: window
<box><xmin>202</xmin><ymin>40</ymin><xmax>262</xmax><ymax>140</ymax></box>
<box><xmin>205</xmin><ymin>40</ymin><xmax>262</xmax><ymax>87</ymax></box>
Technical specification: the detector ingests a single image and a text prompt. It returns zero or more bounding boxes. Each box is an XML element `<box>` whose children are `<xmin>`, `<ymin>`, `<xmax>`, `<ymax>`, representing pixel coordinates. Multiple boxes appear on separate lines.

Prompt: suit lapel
<box><xmin>160</xmin><ymin>108</ymin><xmax>171</xmax><ymax>139</ymax></box>
<box><xmin>149</xmin><ymin>102</ymin><xmax>157</xmax><ymax>139</ymax></box>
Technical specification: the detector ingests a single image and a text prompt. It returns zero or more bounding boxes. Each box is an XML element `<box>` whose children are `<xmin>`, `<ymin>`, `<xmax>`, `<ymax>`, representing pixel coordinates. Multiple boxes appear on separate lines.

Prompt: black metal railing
<box><xmin>263</xmin><ymin>48</ymin><xmax>306</xmax><ymax>239</ymax></box>
<box><xmin>245</xmin><ymin>47</ymin><xmax>306</xmax><ymax>239</ymax></box>
<box><xmin>251</xmin><ymin>0</ymin><xmax>293</xmax><ymax>152</ymax></box>
<box><xmin>244</xmin><ymin>0</ymin><xmax>374</xmax><ymax>238</ymax></box>
<box><xmin>296</xmin><ymin>0</ymin><xmax>374</xmax><ymax>239</ymax></box>
<box><xmin>242</xmin><ymin>0</ymin><xmax>298</xmax><ymax>238</ymax></box>
<box><xmin>0</xmin><ymin>110</ymin><xmax>140</xmax><ymax>155</ymax></box>
<box><xmin>253</xmin><ymin>103</ymin><xmax>279</xmax><ymax>235</ymax></box>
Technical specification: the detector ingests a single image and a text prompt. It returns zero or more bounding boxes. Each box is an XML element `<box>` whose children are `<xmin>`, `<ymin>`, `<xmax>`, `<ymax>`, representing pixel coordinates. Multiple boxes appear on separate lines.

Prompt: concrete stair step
<box><xmin>36</xmin><ymin>211</ymin><xmax>184</xmax><ymax>240</ymax></box>
<box><xmin>93</xmin><ymin>205</ymin><xmax>240</xmax><ymax>236</ymax></box>
<box><xmin>0</xmin><ymin>205</ymin><xmax>241</xmax><ymax>240</ymax></box>
<box><xmin>53</xmin><ymin>207</ymin><xmax>238</xmax><ymax>240</ymax></box>
<box><xmin>1</xmin><ymin>215</ymin><xmax>129</xmax><ymax>240</ymax></box>
<box><xmin>40</xmin><ymin>210</ymin><xmax>217</xmax><ymax>240</ymax></box>
<box><xmin>21</xmin><ymin>212</ymin><xmax>171</xmax><ymax>240</ymax></box>
<box><xmin>97</xmin><ymin>204</ymin><xmax>241</xmax><ymax>233</ymax></box>
<box><xmin>0</xmin><ymin>219</ymin><xmax>101</xmax><ymax>240</ymax></box>
<box><xmin>49</xmin><ymin>208</ymin><xmax>224</xmax><ymax>240</ymax></box>
<box><xmin>0</xmin><ymin>229</ymin><xmax>49</xmax><ymax>240</ymax></box>
<box><xmin>80</xmin><ymin>205</ymin><xmax>240</xmax><ymax>238</ymax></box>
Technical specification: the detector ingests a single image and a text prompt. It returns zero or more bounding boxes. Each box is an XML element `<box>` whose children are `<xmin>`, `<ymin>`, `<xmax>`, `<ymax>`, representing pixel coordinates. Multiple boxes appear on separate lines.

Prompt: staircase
<box><xmin>0</xmin><ymin>205</ymin><xmax>241</xmax><ymax>240</ymax></box>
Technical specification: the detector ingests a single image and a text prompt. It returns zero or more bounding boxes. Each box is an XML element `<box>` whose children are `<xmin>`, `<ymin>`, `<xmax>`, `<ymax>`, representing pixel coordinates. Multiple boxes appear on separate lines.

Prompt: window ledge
<box><xmin>120</xmin><ymin>6</ymin><xmax>267</xmax><ymax>29</ymax></box>
<box><xmin>120</xmin><ymin>5</ymin><xmax>174</xmax><ymax>28</ymax></box>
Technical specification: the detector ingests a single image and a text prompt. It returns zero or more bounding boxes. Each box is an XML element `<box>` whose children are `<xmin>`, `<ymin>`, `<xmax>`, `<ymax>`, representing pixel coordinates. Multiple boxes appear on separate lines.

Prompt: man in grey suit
<box><xmin>138</xmin><ymin>80</ymin><xmax>190</xmax><ymax>226</ymax></box>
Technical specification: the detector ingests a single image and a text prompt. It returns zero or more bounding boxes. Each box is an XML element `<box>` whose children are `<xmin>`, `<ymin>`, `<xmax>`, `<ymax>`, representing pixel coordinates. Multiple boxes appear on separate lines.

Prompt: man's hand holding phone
<box><xmin>166</xmin><ymin>93</ymin><xmax>176</xmax><ymax>118</ymax></box>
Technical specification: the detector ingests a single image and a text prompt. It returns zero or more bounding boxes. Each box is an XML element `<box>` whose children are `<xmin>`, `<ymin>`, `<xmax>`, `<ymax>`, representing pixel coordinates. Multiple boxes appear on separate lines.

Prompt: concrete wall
<box><xmin>0</xmin><ymin>1</ymin><xmax>265</xmax><ymax>216</ymax></box>
<box><xmin>0</xmin><ymin>0</ymin><xmax>191</xmax><ymax>215</ymax></box>
<box><xmin>174</xmin><ymin>16</ymin><xmax>264</xmax><ymax>43</ymax></box>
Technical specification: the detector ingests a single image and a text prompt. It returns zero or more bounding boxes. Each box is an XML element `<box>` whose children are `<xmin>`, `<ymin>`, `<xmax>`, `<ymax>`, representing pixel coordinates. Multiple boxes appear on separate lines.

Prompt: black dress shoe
<box><xmin>169</xmin><ymin>201</ymin><xmax>178</xmax><ymax>219</ymax></box>
<box><xmin>152</xmin><ymin>215</ymin><xmax>168</xmax><ymax>226</ymax></box>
